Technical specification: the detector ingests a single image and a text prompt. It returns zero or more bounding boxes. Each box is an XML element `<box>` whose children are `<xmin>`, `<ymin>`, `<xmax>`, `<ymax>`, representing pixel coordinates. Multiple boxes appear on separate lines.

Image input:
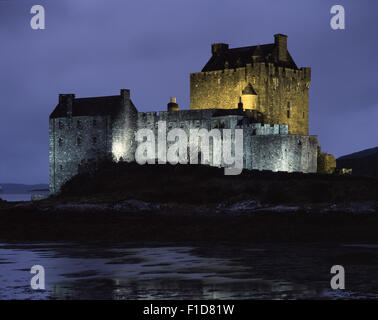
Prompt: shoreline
<box><xmin>1</xmin><ymin>199</ymin><xmax>377</xmax><ymax>243</ymax></box>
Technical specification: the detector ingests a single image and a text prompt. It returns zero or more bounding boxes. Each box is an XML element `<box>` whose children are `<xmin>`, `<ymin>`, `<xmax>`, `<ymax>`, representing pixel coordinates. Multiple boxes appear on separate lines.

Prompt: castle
<box><xmin>49</xmin><ymin>34</ymin><xmax>318</xmax><ymax>193</ymax></box>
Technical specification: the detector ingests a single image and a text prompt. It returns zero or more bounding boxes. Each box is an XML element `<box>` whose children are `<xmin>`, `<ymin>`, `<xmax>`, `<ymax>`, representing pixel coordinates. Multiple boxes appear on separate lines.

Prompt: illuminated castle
<box><xmin>49</xmin><ymin>34</ymin><xmax>318</xmax><ymax>193</ymax></box>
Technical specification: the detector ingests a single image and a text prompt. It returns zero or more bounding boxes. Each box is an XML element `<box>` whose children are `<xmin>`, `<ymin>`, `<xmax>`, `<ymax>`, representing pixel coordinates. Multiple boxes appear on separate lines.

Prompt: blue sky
<box><xmin>0</xmin><ymin>0</ymin><xmax>377</xmax><ymax>184</ymax></box>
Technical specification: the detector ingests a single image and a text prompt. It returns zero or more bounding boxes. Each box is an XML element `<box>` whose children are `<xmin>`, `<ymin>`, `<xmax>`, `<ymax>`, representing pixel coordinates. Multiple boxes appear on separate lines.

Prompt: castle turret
<box><xmin>241</xmin><ymin>83</ymin><xmax>257</xmax><ymax>110</ymax></box>
<box><xmin>167</xmin><ymin>97</ymin><xmax>179</xmax><ymax>112</ymax></box>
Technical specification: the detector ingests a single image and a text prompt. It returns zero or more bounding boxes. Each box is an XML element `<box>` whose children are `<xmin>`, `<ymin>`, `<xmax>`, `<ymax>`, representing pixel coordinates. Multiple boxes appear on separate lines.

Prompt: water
<box><xmin>0</xmin><ymin>192</ymin><xmax>48</xmax><ymax>202</ymax></box>
<box><xmin>0</xmin><ymin>242</ymin><xmax>378</xmax><ymax>300</ymax></box>
<box><xmin>0</xmin><ymin>194</ymin><xmax>33</xmax><ymax>202</ymax></box>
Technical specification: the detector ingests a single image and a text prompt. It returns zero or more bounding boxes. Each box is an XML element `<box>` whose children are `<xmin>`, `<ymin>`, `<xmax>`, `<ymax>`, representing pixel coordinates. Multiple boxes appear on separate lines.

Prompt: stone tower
<box><xmin>190</xmin><ymin>34</ymin><xmax>311</xmax><ymax>135</ymax></box>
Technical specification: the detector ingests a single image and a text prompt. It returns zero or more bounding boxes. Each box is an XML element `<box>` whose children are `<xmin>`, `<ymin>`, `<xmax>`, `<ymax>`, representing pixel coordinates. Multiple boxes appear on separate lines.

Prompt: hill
<box><xmin>337</xmin><ymin>147</ymin><xmax>378</xmax><ymax>177</ymax></box>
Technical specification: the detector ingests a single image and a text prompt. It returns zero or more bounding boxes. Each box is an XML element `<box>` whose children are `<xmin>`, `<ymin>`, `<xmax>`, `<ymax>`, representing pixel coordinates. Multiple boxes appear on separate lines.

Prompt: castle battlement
<box><xmin>190</xmin><ymin>63</ymin><xmax>311</xmax><ymax>81</ymax></box>
<box><xmin>237</xmin><ymin>123</ymin><xmax>289</xmax><ymax>135</ymax></box>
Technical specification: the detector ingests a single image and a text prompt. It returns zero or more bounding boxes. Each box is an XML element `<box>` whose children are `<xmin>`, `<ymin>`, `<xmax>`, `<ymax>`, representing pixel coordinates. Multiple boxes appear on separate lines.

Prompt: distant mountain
<box><xmin>0</xmin><ymin>184</ymin><xmax>49</xmax><ymax>194</ymax></box>
<box><xmin>337</xmin><ymin>147</ymin><xmax>378</xmax><ymax>177</ymax></box>
<box><xmin>338</xmin><ymin>147</ymin><xmax>378</xmax><ymax>160</ymax></box>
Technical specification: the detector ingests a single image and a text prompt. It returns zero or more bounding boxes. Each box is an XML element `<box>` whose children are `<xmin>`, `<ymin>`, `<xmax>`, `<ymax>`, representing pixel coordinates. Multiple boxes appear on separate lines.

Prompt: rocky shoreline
<box><xmin>1</xmin><ymin>197</ymin><xmax>377</xmax><ymax>243</ymax></box>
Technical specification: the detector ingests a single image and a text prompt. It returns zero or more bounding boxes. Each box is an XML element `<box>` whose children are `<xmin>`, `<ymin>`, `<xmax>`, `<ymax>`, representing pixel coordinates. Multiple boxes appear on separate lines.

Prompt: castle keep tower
<box><xmin>190</xmin><ymin>34</ymin><xmax>311</xmax><ymax>135</ymax></box>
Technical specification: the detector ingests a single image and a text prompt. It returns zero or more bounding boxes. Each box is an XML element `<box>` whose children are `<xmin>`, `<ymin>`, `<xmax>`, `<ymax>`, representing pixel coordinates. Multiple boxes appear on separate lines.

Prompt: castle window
<box><xmin>287</xmin><ymin>110</ymin><xmax>290</xmax><ymax>118</ymax></box>
<box><xmin>287</xmin><ymin>102</ymin><xmax>291</xmax><ymax>118</ymax></box>
<box><xmin>93</xmin><ymin>119</ymin><xmax>97</xmax><ymax>127</ymax></box>
<box><xmin>59</xmin><ymin>165</ymin><xmax>63</xmax><ymax>170</ymax></box>
<box><xmin>58</xmin><ymin>138</ymin><xmax>63</xmax><ymax>147</ymax></box>
<box><xmin>77</xmin><ymin>120</ymin><xmax>82</xmax><ymax>129</ymax></box>
<box><xmin>92</xmin><ymin>137</ymin><xmax>97</xmax><ymax>145</ymax></box>
<box><xmin>77</xmin><ymin>136</ymin><xmax>82</xmax><ymax>146</ymax></box>
<box><xmin>252</xmin><ymin>129</ymin><xmax>257</xmax><ymax>136</ymax></box>
<box><xmin>59</xmin><ymin>121</ymin><xmax>64</xmax><ymax>129</ymax></box>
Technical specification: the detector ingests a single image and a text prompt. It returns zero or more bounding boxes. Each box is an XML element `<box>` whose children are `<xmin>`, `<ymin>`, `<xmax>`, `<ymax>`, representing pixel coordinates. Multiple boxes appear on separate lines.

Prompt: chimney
<box><xmin>167</xmin><ymin>97</ymin><xmax>179</xmax><ymax>112</ymax></box>
<box><xmin>59</xmin><ymin>94</ymin><xmax>75</xmax><ymax>117</ymax></box>
<box><xmin>211</xmin><ymin>43</ymin><xmax>229</xmax><ymax>56</ymax></box>
<box><xmin>120</xmin><ymin>89</ymin><xmax>130</xmax><ymax>105</ymax></box>
<box><xmin>274</xmin><ymin>34</ymin><xmax>288</xmax><ymax>62</ymax></box>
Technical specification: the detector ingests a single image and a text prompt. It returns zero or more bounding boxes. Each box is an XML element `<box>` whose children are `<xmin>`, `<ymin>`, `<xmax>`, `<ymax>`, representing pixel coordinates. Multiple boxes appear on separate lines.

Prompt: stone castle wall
<box><xmin>49</xmin><ymin>115</ymin><xmax>112</xmax><ymax>193</ymax></box>
<box><xmin>111</xmin><ymin>89</ymin><xmax>138</xmax><ymax>162</ymax></box>
<box><xmin>49</xmin><ymin>94</ymin><xmax>318</xmax><ymax>193</ymax></box>
<box><xmin>190</xmin><ymin>63</ymin><xmax>311</xmax><ymax>135</ymax></box>
<box><xmin>247</xmin><ymin>134</ymin><xmax>318</xmax><ymax>173</ymax></box>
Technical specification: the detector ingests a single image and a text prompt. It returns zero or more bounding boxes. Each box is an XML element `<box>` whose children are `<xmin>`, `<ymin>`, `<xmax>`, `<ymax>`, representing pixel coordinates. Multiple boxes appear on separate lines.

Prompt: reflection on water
<box><xmin>0</xmin><ymin>242</ymin><xmax>378</xmax><ymax>300</ymax></box>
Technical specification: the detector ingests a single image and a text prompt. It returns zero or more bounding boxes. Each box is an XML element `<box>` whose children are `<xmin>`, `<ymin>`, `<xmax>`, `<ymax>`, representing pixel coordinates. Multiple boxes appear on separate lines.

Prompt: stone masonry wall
<box><xmin>49</xmin><ymin>115</ymin><xmax>111</xmax><ymax>193</ymax></box>
<box><xmin>190</xmin><ymin>63</ymin><xmax>311</xmax><ymax>135</ymax></box>
<box><xmin>248</xmin><ymin>134</ymin><xmax>318</xmax><ymax>173</ymax></box>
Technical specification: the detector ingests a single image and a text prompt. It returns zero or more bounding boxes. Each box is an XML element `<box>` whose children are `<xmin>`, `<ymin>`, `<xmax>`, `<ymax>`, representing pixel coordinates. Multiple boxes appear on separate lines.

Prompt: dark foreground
<box><xmin>1</xmin><ymin>163</ymin><xmax>378</xmax><ymax>242</ymax></box>
<box><xmin>0</xmin><ymin>206</ymin><xmax>378</xmax><ymax>243</ymax></box>
<box><xmin>1</xmin><ymin>164</ymin><xmax>378</xmax><ymax>300</ymax></box>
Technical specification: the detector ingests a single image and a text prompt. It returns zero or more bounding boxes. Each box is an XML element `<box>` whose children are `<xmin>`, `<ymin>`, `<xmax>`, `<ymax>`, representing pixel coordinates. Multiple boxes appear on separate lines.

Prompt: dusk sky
<box><xmin>0</xmin><ymin>0</ymin><xmax>377</xmax><ymax>184</ymax></box>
